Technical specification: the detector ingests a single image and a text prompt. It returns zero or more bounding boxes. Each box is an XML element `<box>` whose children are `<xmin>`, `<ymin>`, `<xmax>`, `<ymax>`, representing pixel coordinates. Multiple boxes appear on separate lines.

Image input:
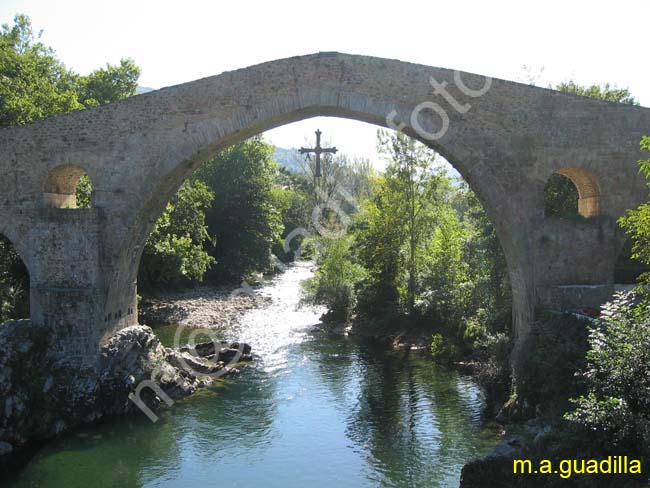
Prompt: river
<box><xmin>7</xmin><ymin>262</ymin><xmax>501</xmax><ymax>488</ymax></box>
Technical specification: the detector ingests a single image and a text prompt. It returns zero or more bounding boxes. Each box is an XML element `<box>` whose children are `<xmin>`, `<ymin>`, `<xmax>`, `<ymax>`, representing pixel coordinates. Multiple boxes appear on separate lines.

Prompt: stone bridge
<box><xmin>1</xmin><ymin>52</ymin><xmax>649</xmax><ymax>364</ymax></box>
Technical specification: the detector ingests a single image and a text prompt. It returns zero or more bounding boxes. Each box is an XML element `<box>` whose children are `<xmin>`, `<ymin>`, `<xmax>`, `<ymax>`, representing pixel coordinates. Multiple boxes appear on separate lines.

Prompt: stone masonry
<box><xmin>0</xmin><ymin>52</ymin><xmax>649</xmax><ymax>363</ymax></box>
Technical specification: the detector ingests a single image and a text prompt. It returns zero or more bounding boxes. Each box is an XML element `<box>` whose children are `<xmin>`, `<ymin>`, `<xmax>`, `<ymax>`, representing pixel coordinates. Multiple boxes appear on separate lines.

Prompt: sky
<box><xmin>2</xmin><ymin>0</ymin><xmax>647</xmax><ymax>166</ymax></box>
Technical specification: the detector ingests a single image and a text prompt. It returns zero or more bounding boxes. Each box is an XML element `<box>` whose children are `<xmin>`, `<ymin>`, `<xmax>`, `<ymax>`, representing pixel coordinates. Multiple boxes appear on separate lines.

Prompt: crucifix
<box><xmin>299</xmin><ymin>129</ymin><xmax>338</xmax><ymax>178</ymax></box>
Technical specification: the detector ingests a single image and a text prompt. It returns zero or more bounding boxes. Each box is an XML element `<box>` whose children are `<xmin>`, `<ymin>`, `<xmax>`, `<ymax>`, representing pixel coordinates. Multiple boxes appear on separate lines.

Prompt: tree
<box><xmin>618</xmin><ymin>136</ymin><xmax>650</xmax><ymax>285</ymax></box>
<box><xmin>558</xmin><ymin>135</ymin><xmax>650</xmax><ymax>478</ymax></box>
<box><xmin>0</xmin><ymin>14</ymin><xmax>82</xmax><ymax>128</ymax></box>
<box><xmin>377</xmin><ymin>130</ymin><xmax>442</xmax><ymax>313</ymax></box>
<box><xmin>0</xmin><ymin>14</ymin><xmax>142</xmax><ymax>128</ymax></box>
<box><xmin>302</xmin><ymin>236</ymin><xmax>366</xmax><ymax>322</ymax></box>
<box><xmin>556</xmin><ymin>81</ymin><xmax>638</xmax><ymax>105</ymax></box>
<box><xmin>75</xmin><ymin>175</ymin><xmax>93</xmax><ymax>209</ymax></box>
<box><xmin>195</xmin><ymin>137</ymin><xmax>283</xmax><ymax>282</ymax></box>
<box><xmin>78</xmin><ymin>58</ymin><xmax>140</xmax><ymax>106</ymax></box>
<box><xmin>419</xmin><ymin>206</ymin><xmax>470</xmax><ymax>326</ymax></box>
<box><xmin>354</xmin><ymin>175</ymin><xmax>404</xmax><ymax>315</ymax></box>
<box><xmin>565</xmin><ymin>293</ymin><xmax>650</xmax><ymax>463</ymax></box>
<box><xmin>456</xmin><ymin>184</ymin><xmax>510</xmax><ymax>325</ymax></box>
<box><xmin>138</xmin><ymin>180</ymin><xmax>215</xmax><ymax>288</ymax></box>
<box><xmin>270</xmin><ymin>180</ymin><xmax>312</xmax><ymax>261</ymax></box>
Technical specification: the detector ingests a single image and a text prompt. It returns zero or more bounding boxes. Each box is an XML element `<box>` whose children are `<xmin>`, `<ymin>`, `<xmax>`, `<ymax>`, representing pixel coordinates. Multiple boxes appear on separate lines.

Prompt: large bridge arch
<box><xmin>0</xmin><ymin>52</ymin><xmax>649</xmax><ymax>362</ymax></box>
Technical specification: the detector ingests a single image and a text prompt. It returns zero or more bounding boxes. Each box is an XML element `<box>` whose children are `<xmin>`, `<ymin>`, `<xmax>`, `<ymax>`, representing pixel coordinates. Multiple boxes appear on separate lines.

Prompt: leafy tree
<box><xmin>619</xmin><ymin>136</ymin><xmax>650</xmax><ymax>284</ymax></box>
<box><xmin>0</xmin><ymin>14</ymin><xmax>82</xmax><ymax>128</ymax></box>
<box><xmin>270</xmin><ymin>183</ymin><xmax>312</xmax><ymax>261</ymax></box>
<box><xmin>419</xmin><ymin>206</ymin><xmax>470</xmax><ymax>327</ymax></box>
<box><xmin>0</xmin><ymin>14</ymin><xmax>142</xmax><ymax>128</ymax></box>
<box><xmin>565</xmin><ymin>293</ymin><xmax>650</xmax><ymax>463</ymax></box>
<box><xmin>556</xmin><ymin>81</ymin><xmax>638</xmax><ymax>105</ymax></box>
<box><xmin>561</xmin><ymin>137</ymin><xmax>650</xmax><ymax>468</ymax></box>
<box><xmin>456</xmin><ymin>184</ymin><xmax>510</xmax><ymax>325</ymax></box>
<box><xmin>138</xmin><ymin>180</ymin><xmax>215</xmax><ymax>288</ymax></box>
<box><xmin>302</xmin><ymin>236</ymin><xmax>366</xmax><ymax>322</ymax></box>
<box><xmin>354</xmin><ymin>176</ymin><xmax>404</xmax><ymax>315</ymax></box>
<box><xmin>377</xmin><ymin>130</ymin><xmax>442</xmax><ymax>313</ymax></box>
<box><xmin>77</xmin><ymin>58</ymin><xmax>140</xmax><ymax>106</ymax></box>
<box><xmin>195</xmin><ymin>137</ymin><xmax>283</xmax><ymax>282</ymax></box>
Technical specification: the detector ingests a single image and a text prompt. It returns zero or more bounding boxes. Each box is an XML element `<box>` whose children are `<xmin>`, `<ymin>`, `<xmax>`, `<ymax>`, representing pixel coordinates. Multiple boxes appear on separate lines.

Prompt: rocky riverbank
<box><xmin>139</xmin><ymin>285</ymin><xmax>271</xmax><ymax>328</ymax></box>
<box><xmin>0</xmin><ymin>320</ymin><xmax>252</xmax><ymax>474</ymax></box>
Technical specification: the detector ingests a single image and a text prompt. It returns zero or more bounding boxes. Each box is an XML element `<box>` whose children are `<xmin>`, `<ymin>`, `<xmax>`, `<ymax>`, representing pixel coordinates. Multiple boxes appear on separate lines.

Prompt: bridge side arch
<box><xmin>556</xmin><ymin>167</ymin><xmax>600</xmax><ymax>218</ymax></box>
<box><xmin>121</xmin><ymin>105</ymin><xmax>533</xmax><ymax>343</ymax></box>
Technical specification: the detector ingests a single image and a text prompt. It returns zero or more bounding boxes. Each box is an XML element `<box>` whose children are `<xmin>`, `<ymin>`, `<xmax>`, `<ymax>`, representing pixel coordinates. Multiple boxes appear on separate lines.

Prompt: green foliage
<box><xmin>378</xmin><ymin>130</ymin><xmax>443</xmax><ymax>313</ymax></box>
<box><xmin>474</xmin><ymin>332</ymin><xmax>512</xmax><ymax>402</ymax></box>
<box><xmin>565</xmin><ymin>293</ymin><xmax>650</xmax><ymax>460</ymax></box>
<box><xmin>301</xmin><ymin>131</ymin><xmax>512</xmax><ymax>379</ymax></box>
<box><xmin>195</xmin><ymin>137</ymin><xmax>283</xmax><ymax>282</ymax></box>
<box><xmin>558</xmin><ymin>136</ymin><xmax>650</xmax><ymax>469</ymax></box>
<box><xmin>75</xmin><ymin>174</ymin><xmax>93</xmax><ymax>209</ymax></box>
<box><xmin>556</xmin><ymin>80</ymin><xmax>638</xmax><ymax>105</ymax></box>
<box><xmin>619</xmin><ymin>138</ymin><xmax>650</xmax><ymax>284</ymax></box>
<box><xmin>77</xmin><ymin>58</ymin><xmax>140</xmax><ymax>106</ymax></box>
<box><xmin>544</xmin><ymin>173</ymin><xmax>579</xmax><ymax>218</ymax></box>
<box><xmin>457</xmin><ymin>185</ymin><xmax>511</xmax><ymax>328</ymax></box>
<box><xmin>0</xmin><ymin>14</ymin><xmax>142</xmax><ymax>129</ymax></box>
<box><xmin>0</xmin><ymin>14</ymin><xmax>83</xmax><ymax>128</ymax></box>
<box><xmin>354</xmin><ymin>176</ymin><xmax>404</xmax><ymax>315</ymax></box>
<box><xmin>270</xmin><ymin>169</ymin><xmax>313</xmax><ymax>261</ymax></box>
<box><xmin>419</xmin><ymin>206</ymin><xmax>470</xmax><ymax>327</ymax></box>
<box><xmin>302</xmin><ymin>236</ymin><xmax>366</xmax><ymax>322</ymax></box>
<box><xmin>0</xmin><ymin>235</ymin><xmax>29</xmax><ymax>322</ymax></box>
<box><xmin>430</xmin><ymin>333</ymin><xmax>459</xmax><ymax>364</ymax></box>
<box><xmin>138</xmin><ymin>180</ymin><xmax>215</xmax><ymax>288</ymax></box>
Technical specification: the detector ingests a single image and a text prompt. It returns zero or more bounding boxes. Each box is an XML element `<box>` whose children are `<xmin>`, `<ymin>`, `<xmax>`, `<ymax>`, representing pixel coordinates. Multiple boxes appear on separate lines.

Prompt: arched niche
<box><xmin>43</xmin><ymin>164</ymin><xmax>93</xmax><ymax>209</ymax></box>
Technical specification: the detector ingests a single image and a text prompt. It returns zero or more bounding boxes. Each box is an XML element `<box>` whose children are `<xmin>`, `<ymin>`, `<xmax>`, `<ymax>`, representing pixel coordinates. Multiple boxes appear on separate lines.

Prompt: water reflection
<box><xmin>9</xmin><ymin>263</ymin><xmax>499</xmax><ymax>488</ymax></box>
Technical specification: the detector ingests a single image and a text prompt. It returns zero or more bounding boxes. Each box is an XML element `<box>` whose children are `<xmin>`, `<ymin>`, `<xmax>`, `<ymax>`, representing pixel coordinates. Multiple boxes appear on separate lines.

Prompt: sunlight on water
<box><xmin>8</xmin><ymin>262</ymin><xmax>500</xmax><ymax>488</ymax></box>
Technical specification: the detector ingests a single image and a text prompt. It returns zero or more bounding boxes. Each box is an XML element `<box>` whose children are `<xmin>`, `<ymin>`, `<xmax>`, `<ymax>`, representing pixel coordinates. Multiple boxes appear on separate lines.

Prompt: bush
<box><xmin>302</xmin><ymin>236</ymin><xmax>366</xmax><ymax>322</ymax></box>
<box><xmin>138</xmin><ymin>180</ymin><xmax>215</xmax><ymax>289</ymax></box>
<box><xmin>565</xmin><ymin>292</ymin><xmax>650</xmax><ymax>462</ymax></box>
<box><xmin>195</xmin><ymin>138</ymin><xmax>283</xmax><ymax>282</ymax></box>
<box><xmin>474</xmin><ymin>332</ymin><xmax>512</xmax><ymax>402</ymax></box>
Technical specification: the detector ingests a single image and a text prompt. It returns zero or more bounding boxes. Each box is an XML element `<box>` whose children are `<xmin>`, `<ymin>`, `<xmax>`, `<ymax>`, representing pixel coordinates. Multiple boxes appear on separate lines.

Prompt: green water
<box><xmin>7</xmin><ymin>263</ymin><xmax>500</xmax><ymax>488</ymax></box>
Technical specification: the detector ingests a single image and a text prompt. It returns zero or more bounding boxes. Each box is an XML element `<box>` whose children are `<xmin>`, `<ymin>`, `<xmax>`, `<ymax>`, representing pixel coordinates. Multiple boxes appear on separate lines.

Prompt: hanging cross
<box><xmin>299</xmin><ymin>129</ymin><xmax>338</xmax><ymax>178</ymax></box>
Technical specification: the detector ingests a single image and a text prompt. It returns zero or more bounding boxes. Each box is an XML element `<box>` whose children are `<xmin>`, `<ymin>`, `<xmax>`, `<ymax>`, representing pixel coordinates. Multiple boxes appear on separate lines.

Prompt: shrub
<box><xmin>302</xmin><ymin>236</ymin><xmax>366</xmax><ymax>322</ymax></box>
<box><xmin>138</xmin><ymin>180</ymin><xmax>215</xmax><ymax>289</ymax></box>
<box><xmin>474</xmin><ymin>332</ymin><xmax>512</xmax><ymax>404</ymax></box>
<box><xmin>430</xmin><ymin>333</ymin><xmax>460</xmax><ymax>364</ymax></box>
<box><xmin>565</xmin><ymin>292</ymin><xmax>650</xmax><ymax>462</ymax></box>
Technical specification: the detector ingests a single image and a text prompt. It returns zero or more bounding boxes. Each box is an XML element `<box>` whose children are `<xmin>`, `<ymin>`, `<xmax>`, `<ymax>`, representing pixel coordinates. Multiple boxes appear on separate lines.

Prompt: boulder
<box><xmin>459</xmin><ymin>438</ymin><xmax>522</xmax><ymax>488</ymax></box>
<box><xmin>0</xmin><ymin>323</ymin><xmax>252</xmax><ymax>455</ymax></box>
<box><xmin>182</xmin><ymin>340</ymin><xmax>253</xmax><ymax>363</ymax></box>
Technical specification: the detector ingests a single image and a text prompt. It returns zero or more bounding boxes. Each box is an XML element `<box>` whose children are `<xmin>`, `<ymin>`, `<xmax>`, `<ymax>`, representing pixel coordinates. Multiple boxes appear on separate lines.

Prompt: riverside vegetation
<box><xmin>2</xmin><ymin>13</ymin><xmax>650</xmax><ymax>488</ymax></box>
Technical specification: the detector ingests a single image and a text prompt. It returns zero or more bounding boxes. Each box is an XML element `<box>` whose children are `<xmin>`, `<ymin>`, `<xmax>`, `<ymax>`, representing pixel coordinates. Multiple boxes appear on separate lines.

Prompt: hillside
<box><xmin>273</xmin><ymin>147</ymin><xmax>304</xmax><ymax>172</ymax></box>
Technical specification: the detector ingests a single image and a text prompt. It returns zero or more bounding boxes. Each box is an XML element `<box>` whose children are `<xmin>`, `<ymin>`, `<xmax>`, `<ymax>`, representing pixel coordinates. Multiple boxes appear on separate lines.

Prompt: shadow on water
<box><xmin>300</xmin><ymin>331</ymin><xmax>501</xmax><ymax>488</ymax></box>
<box><xmin>7</xmin><ymin>263</ymin><xmax>500</xmax><ymax>488</ymax></box>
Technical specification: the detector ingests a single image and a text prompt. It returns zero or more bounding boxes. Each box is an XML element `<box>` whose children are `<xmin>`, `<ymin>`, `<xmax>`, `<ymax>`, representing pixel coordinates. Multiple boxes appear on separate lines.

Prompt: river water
<box><xmin>8</xmin><ymin>262</ymin><xmax>500</xmax><ymax>488</ymax></box>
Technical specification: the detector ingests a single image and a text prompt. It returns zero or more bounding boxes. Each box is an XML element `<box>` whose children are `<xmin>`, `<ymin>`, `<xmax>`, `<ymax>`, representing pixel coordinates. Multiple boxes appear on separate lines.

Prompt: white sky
<box><xmin>2</xmin><ymin>0</ymin><xmax>648</xmax><ymax>166</ymax></box>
